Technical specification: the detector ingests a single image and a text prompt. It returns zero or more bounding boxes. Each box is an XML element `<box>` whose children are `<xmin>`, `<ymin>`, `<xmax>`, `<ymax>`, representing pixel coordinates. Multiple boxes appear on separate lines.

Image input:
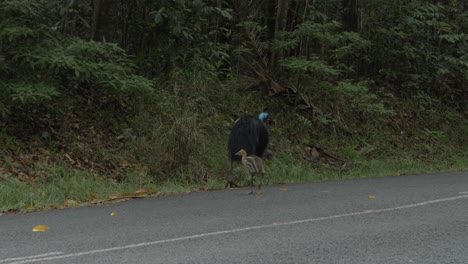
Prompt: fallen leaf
<box><xmin>110</xmin><ymin>212</ymin><xmax>118</xmax><ymax>216</ymax></box>
<box><xmin>115</xmin><ymin>192</ymin><xmax>134</xmax><ymax>197</ymax></box>
<box><xmin>64</xmin><ymin>200</ymin><xmax>78</xmax><ymax>207</ymax></box>
<box><xmin>280</xmin><ymin>186</ymin><xmax>288</xmax><ymax>191</ymax></box>
<box><xmin>256</xmin><ymin>190</ymin><xmax>263</xmax><ymax>195</ymax></box>
<box><xmin>147</xmin><ymin>189</ymin><xmax>157</xmax><ymax>194</ymax></box>
<box><xmin>135</xmin><ymin>193</ymin><xmax>147</xmax><ymax>198</ymax></box>
<box><xmin>32</xmin><ymin>225</ymin><xmax>49</xmax><ymax>232</ymax></box>
<box><xmin>134</xmin><ymin>188</ymin><xmax>147</xmax><ymax>194</ymax></box>
<box><xmin>119</xmin><ymin>160</ymin><xmax>130</xmax><ymax>168</ymax></box>
<box><xmin>108</xmin><ymin>197</ymin><xmax>131</xmax><ymax>203</ymax></box>
<box><xmin>38</xmin><ymin>148</ymin><xmax>50</xmax><ymax>155</ymax></box>
<box><xmin>65</xmin><ymin>154</ymin><xmax>75</xmax><ymax>164</ymax></box>
<box><xmin>108</xmin><ymin>189</ymin><xmax>158</xmax><ymax>203</ymax></box>
<box><xmin>368</xmin><ymin>195</ymin><xmax>376</xmax><ymax>199</ymax></box>
<box><xmin>90</xmin><ymin>199</ymin><xmax>104</xmax><ymax>204</ymax></box>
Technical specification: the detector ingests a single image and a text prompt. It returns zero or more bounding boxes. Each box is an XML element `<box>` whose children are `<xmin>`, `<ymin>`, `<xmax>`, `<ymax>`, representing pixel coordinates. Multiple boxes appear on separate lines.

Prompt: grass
<box><xmin>1</xmin><ymin>73</ymin><xmax>467</xmax><ymax>213</ymax></box>
<box><xmin>1</xmin><ymin>150</ymin><xmax>466</xmax><ymax>213</ymax></box>
<box><xmin>0</xmin><ymin>168</ymin><xmax>195</xmax><ymax>213</ymax></box>
<box><xmin>1</xmin><ymin>108</ymin><xmax>467</xmax><ymax>213</ymax></box>
<box><xmin>267</xmin><ymin>152</ymin><xmax>468</xmax><ymax>184</ymax></box>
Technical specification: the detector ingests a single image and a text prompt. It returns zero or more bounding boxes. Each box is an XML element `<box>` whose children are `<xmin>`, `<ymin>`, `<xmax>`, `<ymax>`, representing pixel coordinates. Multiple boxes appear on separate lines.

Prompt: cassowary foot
<box><xmin>249</xmin><ymin>183</ymin><xmax>255</xmax><ymax>195</ymax></box>
<box><xmin>225</xmin><ymin>181</ymin><xmax>238</xmax><ymax>188</ymax></box>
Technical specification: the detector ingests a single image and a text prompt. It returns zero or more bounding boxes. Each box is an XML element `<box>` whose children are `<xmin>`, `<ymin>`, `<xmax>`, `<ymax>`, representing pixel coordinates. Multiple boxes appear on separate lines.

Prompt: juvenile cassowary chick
<box><xmin>235</xmin><ymin>149</ymin><xmax>265</xmax><ymax>194</ymax></box>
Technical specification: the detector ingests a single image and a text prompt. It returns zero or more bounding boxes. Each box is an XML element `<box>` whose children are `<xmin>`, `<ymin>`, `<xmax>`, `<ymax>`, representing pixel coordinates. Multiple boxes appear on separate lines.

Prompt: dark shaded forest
<box><xmin>1</xmin><ymin>0</ymin><xmax>467</xmax><ymax>203</ymax></box>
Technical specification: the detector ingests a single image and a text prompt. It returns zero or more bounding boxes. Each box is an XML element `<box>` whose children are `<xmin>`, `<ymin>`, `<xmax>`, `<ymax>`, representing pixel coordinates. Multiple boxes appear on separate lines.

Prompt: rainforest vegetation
<box><xmin>1</xmin><ymin>0</ymin><xmax>467</xmax><ymax>212</ymax></box>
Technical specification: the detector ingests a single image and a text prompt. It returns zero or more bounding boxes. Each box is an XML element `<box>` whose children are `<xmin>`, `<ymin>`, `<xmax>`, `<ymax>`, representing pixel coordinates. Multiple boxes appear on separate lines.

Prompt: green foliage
<box><xmin>276</xmin><ymin>15</ymin><xmax>386</xmax><ymax>133</ymax></box>
<box><xmin>294</xmin><ymin>19</ymin><xmax>342</xmax><ymax>44</ymax></box>
<box><xmin>0</xmin><ymin>0</ymin><xmax>152</xmax><ymax>116</ymax></box>
<box><xmin>364</xmin><ymin>0</ymin><xmax>468</xmax><ymax>109</ymax></box>
<box><xmin>281</xmin><ymin>57</ymin><xmax>339</xmax><ymax>78</ymax></box>
<box><xmin>334</xmin><ymin>81</ymin><xmax>388</xmax><ymax>115</ymax></box>
<box><xmin>333</xmin><ymin>31</ymin><xmax>371</xmax><ymax>62</ymax></box>
<box><xmin>1</xmin><ymin>0</ymin><xmax>467</xmax><ymax>214</ymax></box>
<box><xmin>131</xmin><ymin>0</ymin><xmax>233</xmax><ymax>78</ymax></box>
<box><xmin>1</xmin><ymin>81</ymin><xmax>59</xmax><ymax>105</ymax></box>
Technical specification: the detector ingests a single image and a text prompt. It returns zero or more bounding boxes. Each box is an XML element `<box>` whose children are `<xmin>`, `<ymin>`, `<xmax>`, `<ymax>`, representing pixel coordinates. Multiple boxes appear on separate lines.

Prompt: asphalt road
<box><xmin>1</xmin><ymin>171</ymin><xmax>468</xmax><ymax>264</ymax></box>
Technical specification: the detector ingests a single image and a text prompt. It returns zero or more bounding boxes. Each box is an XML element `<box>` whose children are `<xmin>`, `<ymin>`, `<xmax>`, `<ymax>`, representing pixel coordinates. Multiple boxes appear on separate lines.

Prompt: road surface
<box><xmin>1</xmin><ymin>171</ymin><xmax>467</xmax><ymax>263</ymax></box>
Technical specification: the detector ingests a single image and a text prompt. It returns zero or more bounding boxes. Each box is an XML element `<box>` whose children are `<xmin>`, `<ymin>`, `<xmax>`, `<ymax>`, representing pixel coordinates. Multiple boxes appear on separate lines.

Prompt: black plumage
<box><xmin>227</xmin><ymin>115</ymin><xmax>269</xmax><ymax>188</ymax></box>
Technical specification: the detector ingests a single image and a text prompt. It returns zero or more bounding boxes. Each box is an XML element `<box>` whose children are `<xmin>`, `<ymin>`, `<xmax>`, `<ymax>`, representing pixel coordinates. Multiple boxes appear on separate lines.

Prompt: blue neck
<box><xmin>258</xmin><ymin>112</ymin><xmax>268</xmax><ymax>122</ymax></box>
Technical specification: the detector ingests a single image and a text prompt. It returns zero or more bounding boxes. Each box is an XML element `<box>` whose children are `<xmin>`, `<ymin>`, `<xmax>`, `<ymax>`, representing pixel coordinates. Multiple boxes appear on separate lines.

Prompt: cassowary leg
<box><xmin>257</xmin><ymin>173</ymin><xmax>263</xmax><ymax>190</ymax></box>
<box><xmin>248</xmin><ymin>174</ymin><xmax>254</xmax><ymax>195</ymax></box>
<box><xmin>226</xmin><ymin>181</ymin><xmax>238</xmax><ymax>188</ymax></box>
<box><xmin>226</xmin><ymin>160</ymin><xmax>238</xmax><ymax>188</ymax></box>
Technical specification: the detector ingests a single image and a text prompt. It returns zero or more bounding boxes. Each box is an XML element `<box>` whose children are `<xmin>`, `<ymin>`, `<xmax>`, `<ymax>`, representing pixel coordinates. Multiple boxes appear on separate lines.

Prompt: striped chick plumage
<box><xmin>243</xmin><ymin>155</ymin><xmax>265</xmax><ymax>175</ymax></box>
<box><xmin>235</xmin><ymin>149</ymin><xmax>265</xmax><ymax>194</ymax></box>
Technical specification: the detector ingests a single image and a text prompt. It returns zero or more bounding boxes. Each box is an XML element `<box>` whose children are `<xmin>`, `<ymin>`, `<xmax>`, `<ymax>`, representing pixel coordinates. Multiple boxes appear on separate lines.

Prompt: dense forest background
<box><xmin>0</xmin><ymin>0</ymin><xmax>467</xmax><ymax>210</ymax></box>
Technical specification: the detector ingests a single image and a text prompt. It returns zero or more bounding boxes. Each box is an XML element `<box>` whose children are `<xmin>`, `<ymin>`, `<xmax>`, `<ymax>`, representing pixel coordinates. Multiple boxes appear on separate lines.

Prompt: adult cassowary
<box><xmin>227</xmin><ymin>112</ymin><xmax>269</xmax><ymax>188</ymax></box>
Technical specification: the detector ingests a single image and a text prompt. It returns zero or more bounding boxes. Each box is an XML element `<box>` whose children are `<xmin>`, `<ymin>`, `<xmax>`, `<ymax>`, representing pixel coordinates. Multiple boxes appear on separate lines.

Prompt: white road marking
<box><xmin>4</xmin><ymin>194</ymin><xmax>468</xmax><ymax>264</ymax></box>
<box><xmin>0</xmin><ymin>252</ymin><xmax>63</xmax><ymax>263</ymax></box>
<box><xmin>459</xmin><ymin>191</ymin><xmax>468</xmax><ymax>194</ymax></box>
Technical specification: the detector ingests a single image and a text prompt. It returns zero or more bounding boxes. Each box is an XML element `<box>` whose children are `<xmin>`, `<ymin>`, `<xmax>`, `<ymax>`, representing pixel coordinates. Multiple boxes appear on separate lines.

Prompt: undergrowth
<box><xmin>1</xmin><ymin>0</ymin><xmax>467</xmax><ymax>213</ymax></box>
<box><xmin>1</xmin><ymin>72</ymin><xmax>467</xmax><ymax>213</ymax></box>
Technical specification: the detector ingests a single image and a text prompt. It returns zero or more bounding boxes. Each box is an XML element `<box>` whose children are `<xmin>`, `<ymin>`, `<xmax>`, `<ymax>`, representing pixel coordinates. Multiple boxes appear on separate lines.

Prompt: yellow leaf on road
<box><xmin>110</xmin><ymin>212</ymin><xmax>118</xmax><ymax>216</ymax></box>
<box><xmin>368</xmin><ymin>195</ymin><xmax>376</xmax><ymax>199</ymax></box>
<box><xmin>280</xmin><ymin>186</ymin><xmax>287</xmax><ymax>191</ymax></box>
<box><xmin>32</xmin><ymin>225</ymin><xmax>49</xmax><ymax>232</ymax></box>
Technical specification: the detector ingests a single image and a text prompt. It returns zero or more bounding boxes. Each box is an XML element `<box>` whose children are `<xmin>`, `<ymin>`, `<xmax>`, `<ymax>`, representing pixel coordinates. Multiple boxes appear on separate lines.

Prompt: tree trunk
<box><xmin>342</xmin><ymin>0</ymin><xmax>359</xmax><ymax>31</ymax></box>
<box><xmin>90</xmin><ymin>0</ymin><xmax>101</xmax><ymax>40</ymax></box>
<box><xmin>270</xmin><ymin>0</ymin><xmax>289</xmax><ymax>66</ymax></box>
<box><xmin>90</xmin><ymin>0</ymin><xmax>122</xmax><ymax>43</ymax></box>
